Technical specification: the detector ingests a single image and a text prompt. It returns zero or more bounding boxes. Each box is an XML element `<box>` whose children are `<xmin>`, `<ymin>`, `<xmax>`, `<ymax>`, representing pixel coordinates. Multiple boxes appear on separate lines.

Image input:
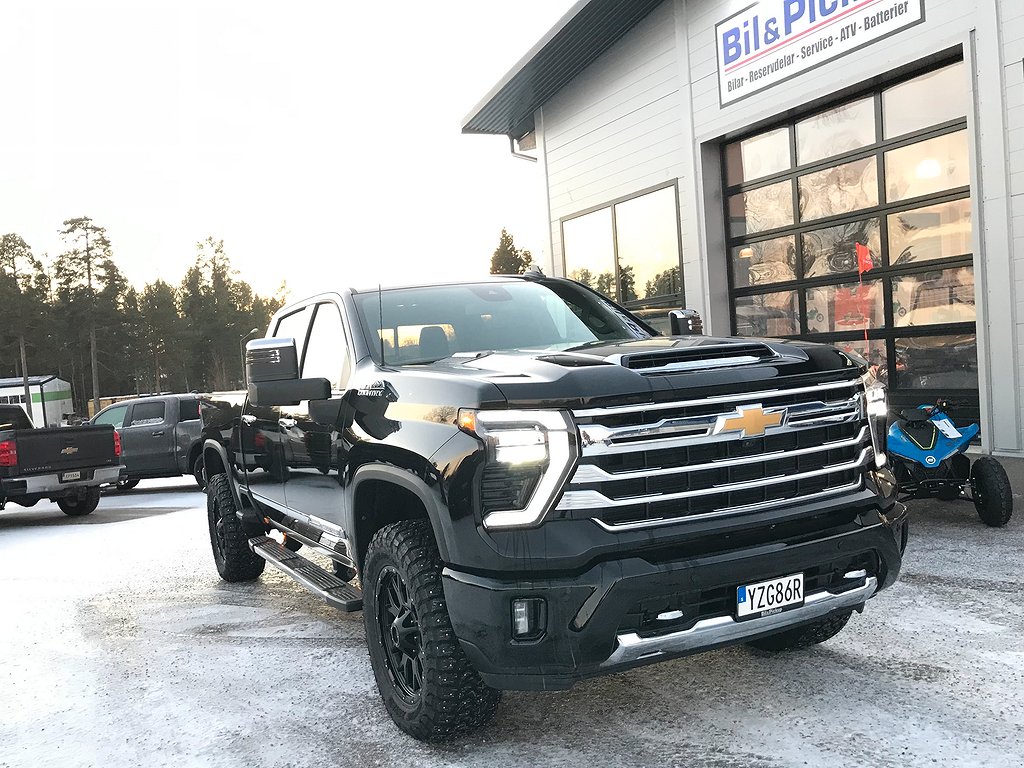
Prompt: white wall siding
<box><xmin>543</xmin><ymin>0</ymin><xmax>684</xmax><ymax>229</ymax></box>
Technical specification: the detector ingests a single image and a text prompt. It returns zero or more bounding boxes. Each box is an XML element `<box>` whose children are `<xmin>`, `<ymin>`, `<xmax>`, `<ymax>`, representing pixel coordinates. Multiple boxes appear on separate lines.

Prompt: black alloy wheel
<box><xmin>376</xmin><ymin>565</ymin><xmax>423</xmax><ymax>702</ymax></box>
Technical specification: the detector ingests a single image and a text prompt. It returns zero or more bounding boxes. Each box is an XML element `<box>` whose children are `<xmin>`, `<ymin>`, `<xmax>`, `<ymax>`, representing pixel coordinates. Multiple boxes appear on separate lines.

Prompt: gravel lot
<box><xmin>1</xmin><ymin>477</ymin><xmax>1022</xmax><ymax>768</ymax></box>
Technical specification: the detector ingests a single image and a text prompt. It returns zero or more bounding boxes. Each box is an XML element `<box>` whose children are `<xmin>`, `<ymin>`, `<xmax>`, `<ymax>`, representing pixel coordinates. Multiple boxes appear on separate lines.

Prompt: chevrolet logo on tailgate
<box><xmin>60</xmin><ymin>446</ymin><xmax>79</xmax><ymax>456</ymax></box>
<box><xmin>713</xmin><ymin>405</ymin><xmax>785</xmax><ymax>437</ymax></box>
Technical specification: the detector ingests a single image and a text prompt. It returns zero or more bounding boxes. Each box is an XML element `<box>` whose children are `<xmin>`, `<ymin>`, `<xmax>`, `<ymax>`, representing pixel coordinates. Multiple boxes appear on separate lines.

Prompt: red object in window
<box><xmin>856</xmin><ymin>242</ymin><xmax>873</xmax><ymax>274</ymax></box>
<box><xmin>113</xmin><ymin>430</ymin><xmax>122</xmax><ymax>457</ymax></box>
<box><xmin>0</xmin><ymin>439</ymin><xmax>17</xmax><ymax>467</ymax></box>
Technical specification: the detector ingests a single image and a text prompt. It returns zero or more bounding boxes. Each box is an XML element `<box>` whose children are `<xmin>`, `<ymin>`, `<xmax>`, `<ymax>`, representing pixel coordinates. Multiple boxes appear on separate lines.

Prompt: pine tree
<box><xmin>489</xmin><ymin>229</ymin><xmax>532</xmax><ymax>274</ymax></box>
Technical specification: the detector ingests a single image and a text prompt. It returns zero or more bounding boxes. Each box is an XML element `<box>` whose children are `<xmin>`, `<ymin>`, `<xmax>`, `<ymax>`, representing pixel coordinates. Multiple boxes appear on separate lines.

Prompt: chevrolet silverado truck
<box><xmin>92</xmin><ymin>394</ymin><xmax>206</xmax><ymax>490</ymax></box>
<box><xmin>0</xmin><ymin>404</ymin><xmax>124</xmax><ymax>516</ymax></box>
<box><xmin>201</xmin><ymin>275</ymin><xmax>908</xmax><ymax>741</ymax></box>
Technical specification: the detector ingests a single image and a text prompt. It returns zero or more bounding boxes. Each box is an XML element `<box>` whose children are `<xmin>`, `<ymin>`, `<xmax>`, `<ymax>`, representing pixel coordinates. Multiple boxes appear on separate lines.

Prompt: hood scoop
<box><xmin>613</xmin><ymin>342</ymin><xmax>779</xmax><ymax>374</ymax></box>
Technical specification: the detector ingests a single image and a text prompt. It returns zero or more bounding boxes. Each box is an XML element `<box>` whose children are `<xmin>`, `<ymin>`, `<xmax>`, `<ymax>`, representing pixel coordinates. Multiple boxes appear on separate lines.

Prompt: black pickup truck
<box><xmin>0</xmin><ymin>404</ymin><xmax>124</xmax><ymax>516</ymax></box>
<box><xmin>201</xmin><ymin>275</ymin><xmax>908</xmax><ymax>741</ymax></box>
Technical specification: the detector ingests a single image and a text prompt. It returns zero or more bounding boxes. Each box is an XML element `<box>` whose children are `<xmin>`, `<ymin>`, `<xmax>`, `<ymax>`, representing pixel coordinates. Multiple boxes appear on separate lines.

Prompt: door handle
<box><xmin>151</xmin><ymin>431</ymin><xmax>165</xmax><ymax>436</ymax></box>
<box><xmin>278</xmin><ymin>418</ymin><xmax>297</xmax><ymax>429</ymax></box>
<box><xmin>240</xmin><ymin>414</ymin><xmax>256</xmax><ymax>426</ymax></box>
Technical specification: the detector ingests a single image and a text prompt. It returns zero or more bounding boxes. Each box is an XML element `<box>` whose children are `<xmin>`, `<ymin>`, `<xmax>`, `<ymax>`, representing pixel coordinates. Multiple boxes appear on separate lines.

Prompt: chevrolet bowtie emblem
<box><xmin>714</xmin><ymin>405</ymin><xmax>784</xmax><ymax>437</ymax></box>
<box><xmin>60</xmin><ymin>446</ymin><xmax>79</xmax><ymax>456</ymax></box>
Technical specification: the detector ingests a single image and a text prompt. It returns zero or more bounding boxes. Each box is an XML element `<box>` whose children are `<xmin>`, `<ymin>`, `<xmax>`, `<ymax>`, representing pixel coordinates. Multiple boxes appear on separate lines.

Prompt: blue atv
<box><xmin>888</xmin><ymin>399</ymin><xmax>1013</xmax><ymax>527</ymax></box>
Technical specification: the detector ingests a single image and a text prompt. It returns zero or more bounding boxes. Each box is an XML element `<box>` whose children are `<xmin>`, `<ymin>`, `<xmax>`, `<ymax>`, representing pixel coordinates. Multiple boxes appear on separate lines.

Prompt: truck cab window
<box><xmin>303</xmin><ymin>303</ymin><xmax>350</xmax><ymax>390</ymax></box>
<box><xmin>273</xmin><ymin>305</ymin><xmax>314</xmax><ymax>363</ymax></box>
<box><xmin>94</xmin><ymin>405</ymin><xmax>128</xmax><ymax>428</ymax></box>
<box><xmin>129</xmin><ymin>402</ymin><xmax>166</xmax><ymax>427</ymax></box>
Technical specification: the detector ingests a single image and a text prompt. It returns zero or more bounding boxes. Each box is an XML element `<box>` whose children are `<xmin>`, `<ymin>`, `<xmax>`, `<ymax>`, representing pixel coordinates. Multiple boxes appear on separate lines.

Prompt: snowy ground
<box><xmin>1</xmin><ymin>477</ymin><xmax>1022</xmax><ymax>768</ymax></box>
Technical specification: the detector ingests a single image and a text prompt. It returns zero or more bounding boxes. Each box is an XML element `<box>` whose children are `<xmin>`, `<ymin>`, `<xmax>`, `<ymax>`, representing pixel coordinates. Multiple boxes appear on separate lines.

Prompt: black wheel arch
<box><xmin>349</xmin><ymin>464</ymin><xmax>452</xmax><ymax>574</ymax></box>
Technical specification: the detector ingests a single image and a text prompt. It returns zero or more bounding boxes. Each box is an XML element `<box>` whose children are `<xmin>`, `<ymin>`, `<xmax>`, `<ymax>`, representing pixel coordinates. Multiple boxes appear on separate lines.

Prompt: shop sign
<box><xmin>716</xmin><ymin>0</ymin><xmax>925</xmax><ymax>106</ymax></box>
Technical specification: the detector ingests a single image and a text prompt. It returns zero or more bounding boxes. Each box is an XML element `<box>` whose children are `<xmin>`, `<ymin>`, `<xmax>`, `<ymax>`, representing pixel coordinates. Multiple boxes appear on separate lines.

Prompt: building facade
<box><xmin>464</xmin><ymin>0</ymin><xmax>1024</xmax><ymax>457</ymax></box>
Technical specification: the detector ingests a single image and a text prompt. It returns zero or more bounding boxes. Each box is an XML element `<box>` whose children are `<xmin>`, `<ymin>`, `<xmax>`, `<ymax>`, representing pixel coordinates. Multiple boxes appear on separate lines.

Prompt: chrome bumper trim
<box><xmin>602</xmin><ymin>576</ymin><xmax>878</xmax><ymax>667</ymax></box>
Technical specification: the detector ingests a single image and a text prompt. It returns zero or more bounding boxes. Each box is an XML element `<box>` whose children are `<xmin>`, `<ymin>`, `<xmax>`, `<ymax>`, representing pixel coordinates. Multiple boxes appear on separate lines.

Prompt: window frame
<box><xmin>721</xmin><ymin>57</ymin><xmax>976</xmax><ymax>413</ymax></box>
<box><xmin>559</xmin><ymin>180</ymin><xmax>685</xmax><ymax>312</ymax></box>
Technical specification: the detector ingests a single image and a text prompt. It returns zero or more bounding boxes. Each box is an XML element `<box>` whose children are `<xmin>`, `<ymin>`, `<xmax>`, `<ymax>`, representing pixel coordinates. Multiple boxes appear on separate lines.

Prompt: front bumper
<box><xmin>443</xmin><ymin>506</ymin><xmax>907</xmax><ymax>691</ymax></box>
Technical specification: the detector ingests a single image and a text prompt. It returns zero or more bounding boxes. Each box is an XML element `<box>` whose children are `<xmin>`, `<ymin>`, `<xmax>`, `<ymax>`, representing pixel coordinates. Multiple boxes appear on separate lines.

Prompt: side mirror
<box><xmin>249</xmin><ymin>378</ymin><xmax>330</xmax><ymax>407</ymax></box>
<box><xmin>246</xmin><ymin>337</ymin><xmax>298</xmax><ymax>383</ymax></box>
<box><xmin>245</xmin><ymin>337</ymin><xmax>330</xmax><ymax>406</ymax></box>
<box><xmin>668</xmin><ymin>309</ymin><xmax>703</xmax><ymax>336</ymax></box>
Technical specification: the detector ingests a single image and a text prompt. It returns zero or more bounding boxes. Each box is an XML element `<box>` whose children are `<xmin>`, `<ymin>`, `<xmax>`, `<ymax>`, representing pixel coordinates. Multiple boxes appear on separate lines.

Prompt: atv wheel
<box><xmin>116</xmin><ymin>477</ymin><xmax>140</xmax><ymax>492</ymax></box>
<box><xmin>207</xmin><ymin>474</ymin><xmax>265</xmax><ymax>581</ymax></box>
<box><xmin>971</xmin><ymin>456</ymin><xmax>1013</xmax><ymax>527</ymax></box>
<box><xmin>363</xmin><ymin>520</ymin><xmax>500</xmax><ymax>742</ymax></box>
<box><xmin>57</xmin><ymin>487</ymin><xmax>101</xmax><ymax>517</ymax></box>
<box><xmin>747</xmin><ymin>611</ymin><xmax>852</xmax><ymax>652</ymax></box>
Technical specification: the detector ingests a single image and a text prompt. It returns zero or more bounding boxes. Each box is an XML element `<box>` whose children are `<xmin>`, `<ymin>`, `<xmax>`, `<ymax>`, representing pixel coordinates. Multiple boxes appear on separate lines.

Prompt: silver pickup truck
<box><xmin>91</xmin><ymin>394</ymin><xmax>206</xmax><ymax>490</ymax></box>
<box><xmin>0</xmin><ymin>404</ymin><xmax>124</xmax><ymax>516</ymax></box>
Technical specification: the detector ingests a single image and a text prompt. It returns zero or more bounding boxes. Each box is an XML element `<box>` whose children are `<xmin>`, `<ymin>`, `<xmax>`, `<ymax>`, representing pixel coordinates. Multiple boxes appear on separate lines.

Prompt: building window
<box><xmin>562</xmin><ymin>184</ymin><xmax>683</xmax><ymax>331</ymax></box>
<box><xmin>722</xmin><ymin>60</ymin><xmax>976</xmax><ymax>418</ymax></box>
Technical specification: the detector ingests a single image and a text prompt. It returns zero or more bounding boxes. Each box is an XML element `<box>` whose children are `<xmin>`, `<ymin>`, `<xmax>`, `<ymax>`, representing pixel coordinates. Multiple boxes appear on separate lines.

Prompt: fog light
<box><xmin>511</xmin><ymin>598</ymin><xmax>547</xmax><ymax>640</ymax></box>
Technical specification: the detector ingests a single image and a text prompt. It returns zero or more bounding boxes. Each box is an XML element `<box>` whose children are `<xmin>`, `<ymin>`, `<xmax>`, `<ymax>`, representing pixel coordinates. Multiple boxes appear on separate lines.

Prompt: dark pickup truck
<box><xmin>201</xmin><ymin>275</ymin><xmax>908</xmax><ymax>741</ymax></box>
<box><xmin>91</xmin><ymin>394</ymin><xmax>205</xmax><ymax>490</ymax></box>
<box><xmin>0</xmin><ymin>404</ymin><xmax>123</xmax><ymax>516</ymax></box>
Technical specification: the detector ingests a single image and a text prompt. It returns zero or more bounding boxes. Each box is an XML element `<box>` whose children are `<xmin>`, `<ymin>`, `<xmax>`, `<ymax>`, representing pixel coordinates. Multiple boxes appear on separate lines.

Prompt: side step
<box><xmin>249</xmin><ymin>535</ymin><xmax>362</xmax><ymax>612</ymax></box>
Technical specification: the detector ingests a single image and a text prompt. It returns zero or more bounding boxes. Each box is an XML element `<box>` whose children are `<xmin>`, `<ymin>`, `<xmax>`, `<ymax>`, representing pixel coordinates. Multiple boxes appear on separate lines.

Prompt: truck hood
<box><xmin>415</xmin><ymin>336</ymin><xmax>866</xmax><ymax>409</ymax></box>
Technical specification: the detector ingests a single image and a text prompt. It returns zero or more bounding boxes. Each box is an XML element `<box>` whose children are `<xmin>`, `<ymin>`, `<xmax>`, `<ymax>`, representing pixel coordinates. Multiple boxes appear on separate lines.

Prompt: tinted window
<box><xmin>354</xmin><ymin>281</ymin><xmax>652</xmax><ymax>364</ymax></box>
<box><xmin>95</xmin><ymin>405</ymin><xmax>128</xmax><ymax>428</ymax></box>
<box><xmin>302</xmin><ymin>303</ymin><xmax>350</xmax><ymax>390</ymax></box>
<box><xmin>129</xmin><ymin>401</ymin><xmax>166</xmax><ymax>426</ymax></box>
<box><xmin>273</xmin><ymin>306</ymin><xmax>314</xmax><ymax>362</ymax></box>
<box><xmin>563</xmin><ymin>208</ymin><xmax>616</xmax><ymax>300</ymax></box>
<box><xmin>178</xmin><ymin>398</ymin><xmax>201</xmax><ymax>422</ymax></box>
<box><xmin>0</xmin><ymin>406</ymin><xmax>33</xmax><ymax>430</ymax></box>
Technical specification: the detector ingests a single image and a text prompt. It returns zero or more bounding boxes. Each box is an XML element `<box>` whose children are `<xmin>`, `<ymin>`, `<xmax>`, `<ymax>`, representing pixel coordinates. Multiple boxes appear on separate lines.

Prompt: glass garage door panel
<box><xmin>723</xmin><ymin>60</ymin><xmax>977</xmax><ymax>420</ymax></box>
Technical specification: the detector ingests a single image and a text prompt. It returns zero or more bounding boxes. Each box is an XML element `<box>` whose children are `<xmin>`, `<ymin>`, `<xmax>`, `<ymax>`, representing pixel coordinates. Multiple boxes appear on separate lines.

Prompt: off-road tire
<box><xmin>192</xmin><ymin>455</ymin><xmax>206</xmax><ymax>490</ymax></box>
<box><xmin>116</xmin><ymin>477</ymin><xmax>140</xmax><ymax>492</ymax></box>
<box><xmin>363</xmin><ymin>520</ymin><xmax>501</xmax><ymax>742</ymax></box>
<box><xmin>207</xmin><ymin>473</ymin><xmax>265</xmax><ymax>582</ymax></box>
<box><xmin>747</xmin><ymin>610</ymin><xmax>852</xmax><ymax>652</ymax></box>
<box><xmin>57</xmin><ymin>487</ymin><xmax>101</xmax><ymax>517</ymax></box>
<box><xmin>971</xmin><ymin>456</ymin><xmax>1013</xmax><ymax>527</ymax></box>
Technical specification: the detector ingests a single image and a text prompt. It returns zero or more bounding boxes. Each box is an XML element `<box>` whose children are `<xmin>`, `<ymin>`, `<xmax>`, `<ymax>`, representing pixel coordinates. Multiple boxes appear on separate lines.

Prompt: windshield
<box><xmin>353</xmin><ymin>280</ymin><xmax>656</xmax><ymax>364</ymax></box>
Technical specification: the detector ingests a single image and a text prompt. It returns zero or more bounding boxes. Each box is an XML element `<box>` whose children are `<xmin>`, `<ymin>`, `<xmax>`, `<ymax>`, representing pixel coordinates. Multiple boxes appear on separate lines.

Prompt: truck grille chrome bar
<box><xmin>559</xmin><ymin>378</ymin><xmax>869</xmax><ymax>529</ymax></box>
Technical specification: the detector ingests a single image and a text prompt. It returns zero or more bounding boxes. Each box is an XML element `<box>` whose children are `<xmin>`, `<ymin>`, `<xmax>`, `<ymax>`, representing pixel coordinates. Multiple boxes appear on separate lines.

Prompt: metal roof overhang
<box><xmin>461</xmin><ymin>0</ymin><xmax>666</xmax><ymax>139</ymax></box>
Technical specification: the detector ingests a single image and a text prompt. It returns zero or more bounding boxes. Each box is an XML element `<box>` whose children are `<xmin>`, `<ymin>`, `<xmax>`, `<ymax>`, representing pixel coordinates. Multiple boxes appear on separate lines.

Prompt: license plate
<box><xmin>736</xmin><ymin>573</ymin><xmax>804</xmax><ymax>620</ymax></box>
<box><xmin>60</xmin><ymin>470</ymin><xmax>82</xmax><ymax>482</ymax></box>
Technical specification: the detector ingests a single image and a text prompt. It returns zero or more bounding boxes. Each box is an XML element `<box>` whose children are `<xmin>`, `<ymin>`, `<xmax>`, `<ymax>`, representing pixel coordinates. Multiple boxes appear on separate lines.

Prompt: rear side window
<box><xmin>95</xmin><ymin>405</ymin><xmax>128</xmax><ymax>428</ymax></box>
<box><xmin>0</xmin><ymin>406</ymin><xmax>33</xmax><ymax>430</ymax></box>
<box><xmin>273</xmin><ymin>306</ymin><xmax>314</xmax><ymax>362</ymax></box>
<box><xmin>129</xmin><ymin>402</ymin><xmax>166</xmax><ymax>426</ymax></box>
<box><xmin>178</xmin><ymin>399</ymin><xmax>201</xmax><ymax>422</ymax></box>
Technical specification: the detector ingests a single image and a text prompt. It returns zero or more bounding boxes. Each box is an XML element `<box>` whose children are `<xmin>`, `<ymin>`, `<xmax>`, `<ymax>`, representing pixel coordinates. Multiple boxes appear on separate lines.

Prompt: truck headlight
<box><xmin>863</xmin><ymin>381</ymin><xmax>888</xmax><ymax>468</ymax></box>
<box><xmin>458</xmin><ymin>409</ymin><xmax>577</xmax><ymax>529</ymax></box>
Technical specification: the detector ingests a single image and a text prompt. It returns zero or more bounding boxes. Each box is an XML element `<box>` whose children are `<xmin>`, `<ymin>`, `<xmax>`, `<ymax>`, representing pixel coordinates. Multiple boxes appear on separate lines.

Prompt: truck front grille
<box><xmin>556</xmin><ymin>377</ymin><xmax>871</xmax><ymax>530</ymax></box>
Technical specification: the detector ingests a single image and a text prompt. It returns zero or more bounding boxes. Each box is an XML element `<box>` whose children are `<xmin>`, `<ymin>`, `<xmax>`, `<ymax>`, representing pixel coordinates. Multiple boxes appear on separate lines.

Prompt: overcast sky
<box><xmin>0</xmin><ymin>1</ymin><xmax>576</xmax><ymax>300</ymax></box>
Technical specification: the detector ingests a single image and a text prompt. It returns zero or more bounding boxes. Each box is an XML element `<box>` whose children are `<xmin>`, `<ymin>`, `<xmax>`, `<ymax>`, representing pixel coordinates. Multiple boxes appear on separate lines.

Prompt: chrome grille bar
<box><xmin>556</xmin><ymin>447</ymin><xmax>872</xmax><ymax>511</ymax></box>
<box><xmin>572</xmin><ymin>425</ymin><xmax>870</xmax><ymax>484</ymax></box>
<box><xmin>589</xmin><ymin>479</ymin><xmax>866</xmax><ymax>531</ymax></box>
<box><xmin>572</xmin><ymin>378</ymin><xmax>861</xmax><ymax>419</ymax></box>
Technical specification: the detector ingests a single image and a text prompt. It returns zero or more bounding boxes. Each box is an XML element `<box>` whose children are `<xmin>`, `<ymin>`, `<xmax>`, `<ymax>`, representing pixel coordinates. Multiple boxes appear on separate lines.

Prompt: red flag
<box><xmin>856</xmin><ymin>243</ymin><xmax>873</xmax><ymax>274</ymax></box>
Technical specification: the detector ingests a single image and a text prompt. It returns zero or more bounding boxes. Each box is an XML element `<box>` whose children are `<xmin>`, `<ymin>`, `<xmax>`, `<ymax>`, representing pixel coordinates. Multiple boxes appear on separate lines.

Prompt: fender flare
<box><xmin>349</xmin><ymin>463</ymin><xmax>452</xmax><ymax>564</ymax></box>
<box><xmin>203</xmin><ymin>439</ymin><xmax>244</xmax><ymax>511</ymax></box>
